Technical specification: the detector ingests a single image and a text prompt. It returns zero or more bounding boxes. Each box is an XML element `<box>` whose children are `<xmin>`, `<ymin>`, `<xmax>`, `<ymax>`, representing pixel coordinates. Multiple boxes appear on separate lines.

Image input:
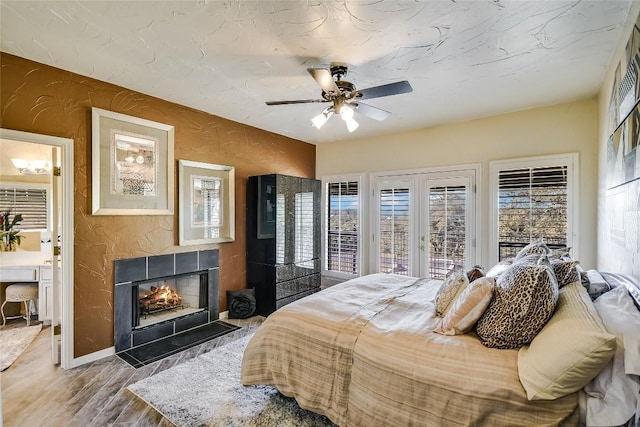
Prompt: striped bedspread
<box><xmin>241</xmin><ymin>273</ymin><xmax>579</xmax><ymax>426</ymax></box>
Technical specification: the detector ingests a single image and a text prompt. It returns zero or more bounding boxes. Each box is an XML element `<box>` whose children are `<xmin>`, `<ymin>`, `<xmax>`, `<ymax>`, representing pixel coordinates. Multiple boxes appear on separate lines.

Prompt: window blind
<box><xmin>428</xmin><ymin>185</ymin><xmax>466</xmax><ymax>279</ymax></box>
<box><xmin>326</xmin><ymin>181</ymin><xmax>359</xmax><ymax>274</ymax></box>
<box><xmin>0</xmin><ymin>187</ymin><xmax>48</xmax><ymax>230</ymax></box>
<box><xmin>379</xmin><ymin>188</ymin><xmax>410</xmax><ymax>275</ymax></box>
<box><xmin>295</xmin><ymin>192</ymin><xmax>315</xmax><ymax>269</ymax></box>
<box><xmin>276</xmin><ymin>193</ymin><xmax>285</xmax><ymax>264</ymax></box>
<box><xmin>498</xmin><ymin>166</ymin><xmax>568</xmax><ymax>260</ymax></box>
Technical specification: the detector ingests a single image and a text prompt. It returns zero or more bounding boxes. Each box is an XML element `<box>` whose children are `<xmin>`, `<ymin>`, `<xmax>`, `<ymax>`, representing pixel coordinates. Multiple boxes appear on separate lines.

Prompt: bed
<box><xmin>241</xmin><ymin>262</ymin><xmax>639</xmax><ymax>426</ymax></box>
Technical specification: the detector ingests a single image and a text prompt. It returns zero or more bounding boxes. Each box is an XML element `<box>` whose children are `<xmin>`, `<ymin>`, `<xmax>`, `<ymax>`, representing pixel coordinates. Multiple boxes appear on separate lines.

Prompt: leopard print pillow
<box><xmin>434</xmin><ymin>269</ymin><xmax>469</xmax><ymax>317</ymax></box>
<box><xmin>476</xmin><ymin>255</ymin><xmax>559</xmax><ymax>349</ymax></box>
<box><xmin>548</xmin><ymin>247</ymin><xmax>572</xmax><ymax>260</ymax></box>
<box><xmin>551</xmin><ymin>259</ymin><xmax>581</xmax><ymax>288</ymax></box>
<box><xmin>515</xmin><ymin>238</ymin><xmax>550</xmax><ymax>261</ymax></box>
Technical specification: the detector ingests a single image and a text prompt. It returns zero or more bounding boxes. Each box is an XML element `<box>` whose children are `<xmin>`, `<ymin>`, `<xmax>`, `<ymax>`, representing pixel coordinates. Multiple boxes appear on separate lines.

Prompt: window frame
<box><xmin>489</xmin><ymin>153</ymin><xmax>579</xmax><ymax>266</ymax></box>
<box><xmin>321</xmin><ymin>173</ymin><xmax>366</xmax><ymax>280</ymax></box>
<box><xmin>0</xmin><ymin>181</ymin><xmax>51</xmax><ymax>232</ymax></box>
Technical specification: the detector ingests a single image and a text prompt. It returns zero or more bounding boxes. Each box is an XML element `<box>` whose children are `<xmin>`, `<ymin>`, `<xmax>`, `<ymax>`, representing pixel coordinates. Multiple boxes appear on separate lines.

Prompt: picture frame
<box><xmin>91</xmin><ymin>107</ymin><xmax>174</xmax><ymax>215</ymax></box>
<box><xmin>178</xmin><ymin>160</ymin><xmax>235</xmax><ymax>245</ymax></box>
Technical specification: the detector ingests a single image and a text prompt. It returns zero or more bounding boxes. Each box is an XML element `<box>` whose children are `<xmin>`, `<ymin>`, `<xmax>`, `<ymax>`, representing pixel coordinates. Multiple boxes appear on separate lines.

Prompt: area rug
<box><xmin>0</xmin><ymin>323</ymin><xmax>42</xmax><ymax>371</ymax></box>
<box><xmin>127</xmin><ymin>333</ymin><xmax>336</xmax><ymax>427</ymax></box>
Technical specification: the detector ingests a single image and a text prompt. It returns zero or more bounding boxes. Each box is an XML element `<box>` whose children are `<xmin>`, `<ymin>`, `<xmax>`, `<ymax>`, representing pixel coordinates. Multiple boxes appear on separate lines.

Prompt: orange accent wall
<box><xmin>0</xmin><ymin>53</ymin><xmax>316</xmax><ymax>358</ymax></box>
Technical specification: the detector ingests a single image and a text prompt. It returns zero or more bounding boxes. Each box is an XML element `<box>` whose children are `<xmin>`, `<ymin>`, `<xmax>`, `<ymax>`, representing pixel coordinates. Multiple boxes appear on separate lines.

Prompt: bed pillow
<box><xmin>434</xmin><ymin>269</ymin><xmax>469</xmax><ymax>317</ymax></box>
<box><xmin>514</xmin><ymin>238</ymin><xmax>550</xmax><ymax>261</ymax></box>
<box><xmin>486</xmin><ymin>260</ymin><xmax>512</xmax><ymax>278</ymax></box>
<box><xmin>551</xmin><ymin>258</ymin><xmax>581</xmax><ymax>288</ymax></box>
<box><xmin>476</xmin><ymin>255</ymin><xmax>558</xmax><ymax>349</ymax></box>
<box><xmin>548</xmin><ymin>247</ymin><xmax>572</xmax><ymax>260</ymax></box>
<box><xmin>518</xmin><ymin>281</ymin><xmax>617</xmax><ymax>400</ymax></box>
<box><xmin>434</xmin><ymin>277</ymin><xmax>495</xmax><ymax>335</ymax></box>
<box><xmin>466</xmin><ymin>265</ymin><xmax>485</xmax><ymax>282</ymax></box>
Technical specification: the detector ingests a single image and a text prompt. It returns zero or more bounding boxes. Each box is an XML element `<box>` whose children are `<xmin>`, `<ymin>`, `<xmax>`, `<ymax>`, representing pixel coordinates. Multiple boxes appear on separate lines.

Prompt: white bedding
<box><xmin>583</xmin><ymin>286</ymin><xmax>640</xmax><ymax>426</ymax></box>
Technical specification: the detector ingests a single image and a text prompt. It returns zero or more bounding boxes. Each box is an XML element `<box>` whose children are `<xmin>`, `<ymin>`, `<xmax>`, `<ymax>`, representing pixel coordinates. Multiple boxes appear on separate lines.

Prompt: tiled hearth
<box><xmin>114</xmin><ymin>249</ymin><xmax>238</xmax><ymax>367</ymax></box>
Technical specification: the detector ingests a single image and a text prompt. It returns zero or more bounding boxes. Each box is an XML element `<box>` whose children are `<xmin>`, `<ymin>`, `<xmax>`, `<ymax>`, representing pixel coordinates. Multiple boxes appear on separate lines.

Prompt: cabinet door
<box><xmin>38</xmin><ymin>266</ymin><xmax>53</xmax><ymax>321</ymax></box>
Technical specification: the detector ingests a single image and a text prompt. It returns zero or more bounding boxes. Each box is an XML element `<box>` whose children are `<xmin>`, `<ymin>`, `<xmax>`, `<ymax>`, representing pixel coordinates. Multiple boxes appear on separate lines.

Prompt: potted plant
<box><xmin>0</xmin><ymin>210</ymin><xmax>24</xmax><ymax>252</ymax></box>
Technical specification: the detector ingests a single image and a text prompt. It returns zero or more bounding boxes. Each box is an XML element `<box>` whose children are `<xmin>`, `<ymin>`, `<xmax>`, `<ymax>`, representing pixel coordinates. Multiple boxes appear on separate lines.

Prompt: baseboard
<box><xmin>71</xmin><ymin>346</ymin><xmax>115</xmax><ymax>368</ymax></box>
<box><xmin>219</xmin><ymin>310</ymin><xmax>229</xmax><ymax>319</ymax></box>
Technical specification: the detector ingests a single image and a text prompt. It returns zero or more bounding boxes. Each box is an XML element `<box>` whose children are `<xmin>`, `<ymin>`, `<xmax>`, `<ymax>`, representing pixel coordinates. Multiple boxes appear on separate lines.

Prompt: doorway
<box><xmin>0</xmin><ymin>128</ymin><xmax>74</xmax><ymax>369</ymax></box>
<box><xmin>370</xmin><ymin>165</ymin><xmax>480</xmax><ymax>279</ymax></box>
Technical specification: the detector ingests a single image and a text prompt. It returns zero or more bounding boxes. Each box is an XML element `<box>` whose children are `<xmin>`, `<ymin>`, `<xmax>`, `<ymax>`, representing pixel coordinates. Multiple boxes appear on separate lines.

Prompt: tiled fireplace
<box><xmin>114</xmin><ymin>249</ymin><xmax>220</xmax><ymax>353</ymax></box>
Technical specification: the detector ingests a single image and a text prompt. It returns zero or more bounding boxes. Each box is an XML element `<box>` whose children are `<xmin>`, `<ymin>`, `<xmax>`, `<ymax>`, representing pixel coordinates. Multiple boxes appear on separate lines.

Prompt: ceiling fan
<box><xmin>265</xmin><ymin>62</ymin><xmax>413</xmax><ymax>133</ymax></box>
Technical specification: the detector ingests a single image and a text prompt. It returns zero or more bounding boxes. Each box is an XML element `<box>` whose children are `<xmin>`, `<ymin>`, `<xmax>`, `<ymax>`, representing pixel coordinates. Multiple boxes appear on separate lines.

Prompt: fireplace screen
<box><xmin>134</xmin><ymin>274</ymin><xmax>207</xmax><ymax>328</ymax></box>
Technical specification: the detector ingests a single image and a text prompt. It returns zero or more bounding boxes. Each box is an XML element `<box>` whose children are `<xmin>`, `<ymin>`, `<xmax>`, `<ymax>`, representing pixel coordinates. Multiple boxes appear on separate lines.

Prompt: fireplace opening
<box><xmin>133</xmin><ymin>273</ymin><xmax>208</xmax><ymax>329</ymax></box>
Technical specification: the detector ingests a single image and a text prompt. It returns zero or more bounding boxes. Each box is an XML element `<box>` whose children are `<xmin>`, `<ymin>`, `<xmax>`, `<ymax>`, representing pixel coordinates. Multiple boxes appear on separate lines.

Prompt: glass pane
<box><xmin>428</xmin><ymin>186</ymin><xmax>466</xmax><ymax>280</ymax></box>
<box><xmin>276</xmin><ymin>193</ymin><xmax>285</xmax><ymax>264</ymax></box>
<box><xmin>0</xmin><ymin>187</ymin><xmax>48</xmax><ymax>230</ymax></box>
<box><xmin>326</xmin><ymin>181</ymin><xmax>359</xmax><ymax>274</ymax></box>
<box><xmin>295</xmin><ymin>192</ymin><xmax>315</xmax><ymax>269</ymax></box>
<box><xmin>379</xmin><ymin>188</ymin><xmax>409</xmax><ymax>275</ymax></box>
<box><xmin>498</xmin><ymin>166</ymin><xmax>568</xmax><ymax>260</ymax></box>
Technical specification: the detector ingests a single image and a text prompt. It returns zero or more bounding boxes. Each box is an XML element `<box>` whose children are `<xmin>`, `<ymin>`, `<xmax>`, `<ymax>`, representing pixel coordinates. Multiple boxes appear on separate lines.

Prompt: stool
<box><xmin>1</xmin><ymin>283</ymin><xmax>38</xmax><ymax>326</ymax></box>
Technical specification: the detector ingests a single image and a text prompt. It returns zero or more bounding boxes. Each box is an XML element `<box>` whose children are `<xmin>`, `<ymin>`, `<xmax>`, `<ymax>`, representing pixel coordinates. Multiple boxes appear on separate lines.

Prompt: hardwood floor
<box><xmin>1</xmin><ymin>316</ymin><xmax>263</xmax><ymax>427</ymax></box>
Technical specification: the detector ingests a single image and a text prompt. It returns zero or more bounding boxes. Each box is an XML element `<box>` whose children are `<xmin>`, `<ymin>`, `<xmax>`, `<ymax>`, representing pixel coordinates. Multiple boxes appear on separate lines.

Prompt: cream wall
<box><xmin>317</xmin><ymin>98</ymin><xmax>599</xmax><ymax>272</ymax></box>
<box><xmin>597</xmin><ymin>3</ymin><xmax>640</xmax><ymax>281</ymax></box>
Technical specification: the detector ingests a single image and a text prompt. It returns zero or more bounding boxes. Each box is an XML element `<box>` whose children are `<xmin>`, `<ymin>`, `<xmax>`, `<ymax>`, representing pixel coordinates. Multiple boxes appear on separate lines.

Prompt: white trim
<box><xmin>370</xmin><ymin>163</ymin><xmax>482</xmax><ymax>179</ymax></box>
<box><xmin>488</xmin><ymin>152</ymin><xmax>579</xmax><ymax>267</ymax></box>
<box><xmin>320</xmin><ymin>173</ymin><xmax>366</xmax><ymax>279</ymax></box>
<box><xmin>1</xmin><ymin>128</ymin><xmax>75</xmax><ymax>369</ymax></box>
<box><xmin>71</xmin><ymin>346</ymin><xmax>115</xmax><ymax>368</ymax></box>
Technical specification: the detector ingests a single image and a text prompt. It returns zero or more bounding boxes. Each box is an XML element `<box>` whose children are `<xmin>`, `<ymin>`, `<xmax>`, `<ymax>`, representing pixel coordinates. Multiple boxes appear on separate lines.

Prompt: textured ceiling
<box><xmin>0</xmin><ymin>1</ymin><xmax>633</xmax><ymax>144</ymax></box>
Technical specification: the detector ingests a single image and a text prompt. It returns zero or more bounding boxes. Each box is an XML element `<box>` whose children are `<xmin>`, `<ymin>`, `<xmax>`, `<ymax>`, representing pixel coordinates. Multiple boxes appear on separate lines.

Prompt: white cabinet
<box><xmin>0</xmin><ymin>257</ymin><xmax>56</xmax><ymax>324</ymax></box>
<box><xmin>38</xmin><ymin>266</ymin><xmax>53</xmax><ymax>322</ymax></box>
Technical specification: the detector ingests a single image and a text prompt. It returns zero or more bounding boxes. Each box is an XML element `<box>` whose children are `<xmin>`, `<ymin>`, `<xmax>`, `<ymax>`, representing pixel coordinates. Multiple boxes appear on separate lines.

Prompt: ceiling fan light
<box><xmin>311</xmin><ymin>110</ymin><xmax>333</xmax><ymax>129</ymax></box>
<box><xmin>311</xmin><ymin>113</ymin><xmax>328</xmax><ymax>129</ymax></box>
<box><xmin>346</xmin><ymin>117</ymin><xmax>359</xmax><ymax>133</ymax></box>
<box><xmin>11</xmin><ymin>158</ymin><xmax>28</xmax><ymax>169</ymax></box>
<box><xmin>340</xmin><ymin>105</ymin><xmax>354</xmax><ymax>121</ymax></box>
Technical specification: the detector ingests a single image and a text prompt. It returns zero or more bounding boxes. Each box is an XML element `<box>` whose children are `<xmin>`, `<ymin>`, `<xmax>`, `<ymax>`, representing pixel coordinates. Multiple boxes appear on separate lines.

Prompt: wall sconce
<box><xmin>11</xmin><ymin>158</ymin><xmax>52</xmax><ymax>175</ymax></box>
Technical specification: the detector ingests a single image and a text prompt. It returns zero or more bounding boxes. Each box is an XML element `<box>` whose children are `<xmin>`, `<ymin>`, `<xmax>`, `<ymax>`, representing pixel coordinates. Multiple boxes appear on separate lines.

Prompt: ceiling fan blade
<box><xmin>307</xmin><ymin>68</ymin><xmax>340</xmax><ymax>96</ymax></box>
<box><xmin>351</xmin><ymin>102</ymin><xmax>391</xmax><ymax>121</ymax></box>
<box><xmin>266</xmin><ymin>99</ymin><xmax>328</xmax><ymax>106</ymax></box>
<box><xmin>355</xmin><ymin>80</ymin><xmax>413</xmax><ymax>100</ymax></box>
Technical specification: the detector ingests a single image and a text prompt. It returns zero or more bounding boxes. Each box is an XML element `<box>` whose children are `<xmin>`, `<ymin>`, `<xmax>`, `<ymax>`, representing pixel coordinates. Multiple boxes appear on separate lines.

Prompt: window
<box><xmin>0</xmin><ymin>184</ymin><xmax>49</xmax><ymax>230</ymax></box>
<box><xmin>428</xmin><ymin>184</ymin><xmax>467</xmax><ymax>279</ymax></box>
<box><xmin>490</xmin><ymin>154</ymin><xmax>578</xmax><ymax>264</ymax></box>
<box><xmin>378</xmin><ymin>186</ymin><xmax>411</xmax><ymax>275</ymax></box>
<box><xmin>323</xmin><ymin>175</ymin><xmax>362</xmax><ymax>277</ymax></box>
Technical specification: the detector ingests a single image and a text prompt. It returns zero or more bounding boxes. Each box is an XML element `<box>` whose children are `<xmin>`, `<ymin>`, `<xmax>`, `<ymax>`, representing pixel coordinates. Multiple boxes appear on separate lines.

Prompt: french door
<box><xmin>371</xmin><ymin>168</ymin><xmax>477</xmax><ymax>279</ymax></box>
